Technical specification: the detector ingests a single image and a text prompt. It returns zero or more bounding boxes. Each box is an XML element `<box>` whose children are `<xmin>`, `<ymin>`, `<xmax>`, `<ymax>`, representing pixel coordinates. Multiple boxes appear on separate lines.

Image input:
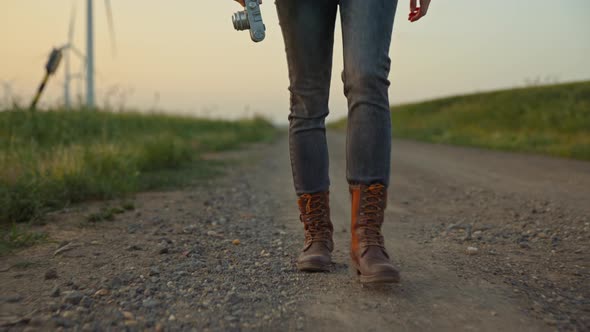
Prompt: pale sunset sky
<box><xmin>1</xmin><ymin>0</ymin><xmax>589</xmax><ymax>123</ymax></box>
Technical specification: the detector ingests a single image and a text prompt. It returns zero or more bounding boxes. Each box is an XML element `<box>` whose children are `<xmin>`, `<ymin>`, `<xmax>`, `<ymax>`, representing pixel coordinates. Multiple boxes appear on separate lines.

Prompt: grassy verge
<box><xmin>331</xmin><ymin>81</ymin><xmax>590</xmax><ymax>160</ymax></box>
<box><xmin>0</xmin><ymin>109</ymin><xmax>276</xmax><ymax>252</ymax></box>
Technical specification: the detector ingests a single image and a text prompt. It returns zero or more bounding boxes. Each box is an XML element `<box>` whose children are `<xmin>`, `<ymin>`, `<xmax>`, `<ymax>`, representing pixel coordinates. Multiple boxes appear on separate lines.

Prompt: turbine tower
<box><xmin>85</xmin><ymin>0</ymin><xmax>116</xmax><ymax>109</ymax></box>
<box><xmin>65</xmin><ymin>3</ymin><xmax>78</xmax><ymax>109</ymax></box>
<box><xmin>86</xmin><ymin>0</ymin><xmax>94</xmax><ymax>108</ymax></box>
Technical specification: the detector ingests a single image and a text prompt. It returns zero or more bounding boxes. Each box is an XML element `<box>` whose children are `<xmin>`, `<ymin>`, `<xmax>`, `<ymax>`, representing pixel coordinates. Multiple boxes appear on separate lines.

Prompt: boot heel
<box><xmin>348</xmin><ymin>264</ymin><xmax>361</xmax><ymax>276</ymax></box>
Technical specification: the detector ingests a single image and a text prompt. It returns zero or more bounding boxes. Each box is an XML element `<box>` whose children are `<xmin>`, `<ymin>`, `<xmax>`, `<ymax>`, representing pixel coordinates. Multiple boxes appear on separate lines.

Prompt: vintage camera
<box><xmin>232</xmin><ymin>0</ymin><xmax>266</xmax><ymax>43</ymax></box>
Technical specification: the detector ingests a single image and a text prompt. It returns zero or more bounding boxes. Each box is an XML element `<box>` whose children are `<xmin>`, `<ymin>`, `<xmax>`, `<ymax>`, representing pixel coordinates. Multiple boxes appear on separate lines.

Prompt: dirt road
<box><xmin>1</xmin><ymin>132</ymin><xmax>588</xmax><ymax>331</ymax></box>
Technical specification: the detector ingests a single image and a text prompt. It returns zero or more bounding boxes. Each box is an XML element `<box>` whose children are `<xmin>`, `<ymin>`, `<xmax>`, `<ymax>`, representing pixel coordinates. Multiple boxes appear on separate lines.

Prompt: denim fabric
<box><xmin>276</xmin><ymin>0</ymin><xmax>398</xmax><ymax>195</ymax></box>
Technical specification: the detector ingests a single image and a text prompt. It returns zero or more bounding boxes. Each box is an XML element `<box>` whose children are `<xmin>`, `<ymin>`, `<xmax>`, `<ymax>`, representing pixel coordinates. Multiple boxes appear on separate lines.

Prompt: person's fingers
<box><xmin>410</xmin><ymin>0</ymin><xmax>417</xmax><ymax>13</ymax></box>
<box><xmin>409</xmin><ymin>8</ymin><xmax>424</xmax><ymax>22</ymax></box>
<box><xmin>420</xmin><ymin>0</ymin><xmax>430</xmax><ymax>16</ymax></box>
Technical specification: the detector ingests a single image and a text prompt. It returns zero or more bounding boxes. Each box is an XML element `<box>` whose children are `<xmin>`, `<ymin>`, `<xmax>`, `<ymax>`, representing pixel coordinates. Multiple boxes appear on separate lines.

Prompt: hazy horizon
<box><xmin>1</xmin><ymin>0</ymin><xmax>589</xmax><ymax>123</ymax></box>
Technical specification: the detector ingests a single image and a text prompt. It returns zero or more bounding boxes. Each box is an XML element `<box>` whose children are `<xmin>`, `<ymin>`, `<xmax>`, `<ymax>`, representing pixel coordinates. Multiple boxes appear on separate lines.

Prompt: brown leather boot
<box><xmin>296</xmin><ymin>191</ymin><xmax>334</xmax><ymax>272</ymax></box>
<box><xmin>350</xmin><ymin>183</ymin><xmax>400</xmax><ymax>283</ymax></box>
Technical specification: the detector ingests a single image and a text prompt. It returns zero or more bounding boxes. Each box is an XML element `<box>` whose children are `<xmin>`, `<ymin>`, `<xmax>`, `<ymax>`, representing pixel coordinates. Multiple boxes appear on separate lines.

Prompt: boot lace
<box><xmin>299</xmin><ymin>193</ymin><xmax>332</xmax><ymax>244</ymax></box>
<box><xmin>359</xmin><ymin>184</ymin><xmax>386</xmax><ymax>249</ymax></box>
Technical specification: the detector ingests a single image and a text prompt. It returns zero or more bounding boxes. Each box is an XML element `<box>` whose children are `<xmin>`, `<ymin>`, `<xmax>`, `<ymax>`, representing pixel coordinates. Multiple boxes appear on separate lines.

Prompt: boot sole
<box><xmin>351</xmin><ymin>262</ymin><xmax>401</xmax><ymax>284</ymax></box>
<box><xmin>296</xmin><ymin>261</ymin><xmax>331</xmax><ymax>272</ymax></box>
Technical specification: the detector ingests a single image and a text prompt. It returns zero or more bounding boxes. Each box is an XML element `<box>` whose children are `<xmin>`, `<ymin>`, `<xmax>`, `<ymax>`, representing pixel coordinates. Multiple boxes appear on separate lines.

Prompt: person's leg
<box><xmin>340</xmin><ymin>0</ymin><xmax>400</xmax><ymax>283</ymax></box>
<box><xmin>340</xmin><ymin>0</ymin><xmax>397</xmax><ymax>186</ymax></box>
<box><xmin>276</xmin><ymin>0</ymin><xmax>338</xmax><ymax>272</ymax></box>
<box><xmin>276</xmin><ymin>0</ymin><xmax>338</xmax><ymax>195</ymax></box>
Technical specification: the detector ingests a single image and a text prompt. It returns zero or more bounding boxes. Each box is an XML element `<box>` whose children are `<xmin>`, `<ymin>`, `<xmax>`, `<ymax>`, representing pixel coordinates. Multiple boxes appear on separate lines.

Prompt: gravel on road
<box><xmin>1</xmin><ymin>133</ymin><xmax>588</xmax><ymax>331</ymax></box>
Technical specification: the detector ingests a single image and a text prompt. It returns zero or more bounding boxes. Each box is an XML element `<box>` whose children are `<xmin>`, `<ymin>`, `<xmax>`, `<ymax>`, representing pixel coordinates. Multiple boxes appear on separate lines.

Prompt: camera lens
<box><xmin>232</xmin><ymin>11</ymin><xmax>250</xmax><ymax>31</ymax></box>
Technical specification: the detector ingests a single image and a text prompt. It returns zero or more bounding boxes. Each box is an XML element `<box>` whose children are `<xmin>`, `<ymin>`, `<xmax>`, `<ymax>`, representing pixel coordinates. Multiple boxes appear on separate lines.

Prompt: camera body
<box><xmin>232</xmin><ymin>0</ymin><xmax>266</xmax><ymax>43</ymax></box>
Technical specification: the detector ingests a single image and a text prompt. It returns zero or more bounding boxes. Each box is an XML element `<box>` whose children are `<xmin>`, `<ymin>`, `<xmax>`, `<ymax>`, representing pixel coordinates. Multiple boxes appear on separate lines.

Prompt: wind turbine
<box><xmin>85</xmin><ymin>0</ymin><xmax>117</xmax><ymax>109</ymax></box>
<box><xmin>29</xmin><ymin>0</ymin><xmax>115</xmax><ymax>110</ymax></box>
<box><xmin>63</xmin><ymin>3</ymin><xmax>86</xmax><ymax>110</ymax></box>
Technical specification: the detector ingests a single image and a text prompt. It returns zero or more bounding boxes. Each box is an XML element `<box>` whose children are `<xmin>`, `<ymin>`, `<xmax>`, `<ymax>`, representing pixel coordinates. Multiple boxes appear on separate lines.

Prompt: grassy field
<box><xmin>332</xmin><ymin>81</ymin><xmax>590</xmax><ymax>160</ymax></box>
<box><xmin>0</xmin><ymin>109</ymin><xmax>276</xmax><ymax>252</ymax></box>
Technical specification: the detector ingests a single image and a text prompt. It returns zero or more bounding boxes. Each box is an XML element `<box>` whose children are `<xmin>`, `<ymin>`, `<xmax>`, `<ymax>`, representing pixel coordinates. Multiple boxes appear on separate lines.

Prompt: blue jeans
<box><xmin>276</xmin><ymin>0</ymin><xmax>398</xmax><ymax>195</ymax></box>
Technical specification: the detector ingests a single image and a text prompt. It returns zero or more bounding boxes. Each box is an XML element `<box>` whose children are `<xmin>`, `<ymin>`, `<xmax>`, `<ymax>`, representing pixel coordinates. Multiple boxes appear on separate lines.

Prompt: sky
<box><xmin>1</xmin><ymin>0</ymin><xmax>589</xmax><ymax>123</ymax></box>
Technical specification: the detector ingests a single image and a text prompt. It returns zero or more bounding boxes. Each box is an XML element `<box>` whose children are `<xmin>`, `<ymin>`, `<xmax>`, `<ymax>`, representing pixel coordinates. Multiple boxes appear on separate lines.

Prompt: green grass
<box><xmin>0</xmin><ymin>109</ymin><xmax>276</xmax><ymax>234</ymax></box>
<box><xmin>331</xmin><ymin>81</ymin><xmax>590</xmax><ymax>160</ymax></box>
<box><xmin>0</xmin><ymin>224</ymin><xmax>48</xmax><ymax>254</ymax></box>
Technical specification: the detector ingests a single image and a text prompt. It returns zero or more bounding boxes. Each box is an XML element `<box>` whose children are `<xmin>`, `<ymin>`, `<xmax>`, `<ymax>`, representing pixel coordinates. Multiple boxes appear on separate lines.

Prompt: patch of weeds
<box><xmin>12</xmin><ymin>260</ymin><xmax>37</xmax><ymax>269</ymax></box>
<box><xmin>0</xmin><ymin>224</ymin><xmax>48</xmax><ymax>255</ymax></box>
<box><xmin>121</xmin><ymin>202</ymin><xmax>135</xmax><ymax>211</ymax></box>
<box><xmin>84</xmin><ymin>206</ymin><xmax>126</xmax><ymax>224</ymax></box>
<box><xmin>139</xmin><ymin>159</ymin><xmax>224</xmax><ymax>190</ymax></box>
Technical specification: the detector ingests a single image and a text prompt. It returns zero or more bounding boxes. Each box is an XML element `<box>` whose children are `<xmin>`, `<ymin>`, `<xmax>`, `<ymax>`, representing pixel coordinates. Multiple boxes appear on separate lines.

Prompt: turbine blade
<box><xmin>104</xmin><ymin>0</ymin><xmax>117</xmax><ymax>57</ymax></box>
<box><xmin>69</xmin><ymin>46</ymin><xmax>87</xmax><ymax>61</ymax></box>
<box><xmin>68</xmin><ymin>1</ymin><xmax>77</xmax><ymax>43</ymax></box>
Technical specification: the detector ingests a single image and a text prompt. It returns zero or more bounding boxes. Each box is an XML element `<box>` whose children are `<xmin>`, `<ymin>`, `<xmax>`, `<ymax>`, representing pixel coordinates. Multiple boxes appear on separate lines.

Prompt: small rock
<box><xmin>544</xmin><ymin>318</ymin><xmax>557</xmax><ymax>326</ymax></box>
<box><xmin>45</xmin><ymin>268</ymin><xmax>58</xmax><ymax>280</ymax></box>
<box><xmin>62</xmin><ymin>311</ymin><xmax>76</xmax><ymax>319</ymax></box>
<box><xmin>111</xmin><ymin>276</ymin><xmax>123</xmax><ymax>289</ymax></box>
<box><xmin>168</xmin><ymin>314</ymin><xmax>176</xmax><ymax>321</ymax></box>
<box><xmin>29</xmin><ymin>316</ymin><xmax>47</xmax><ymax>326</ymax></box>
<box><xmin>536</xmin><ymin>232</ymin><xmax>548</xmax><ymax>239</ymax></box>
<box><xmin>80</xmin><ymin>296</ymin><xmax>94</xmax><ymax>308</ymax></box>
<box><xmin>491</xmin><ymin>311</ymin><xmax>498</xmax><ymax>316</ymax></box>
<box><xmin>124</xmin><ymin>320</ymin><xmax>138</xmax><ymax>327</ymax></box>
<box><xmin>63</xmin><ymin>291</ymin><xmax>83</xmax><ymax>305</ymax></box>
<box><xmin>182</xmin><ymin>225</ymin><xmax>197</xmax><ymax>234</ymax></box>
<box><xmin>94</xmin><ymin>289</ymin><xmax>109</xmax><ymax>296</ymax></box>
<box><xmin>143</xmin><ymin>299</ymin><xmax>160</xmax><ymax>308</ymax></box>
<box><xmin>149</xmin><ymin>267</ymin><xmax>160</xmax><ymax>276</ymax></box>
<box><xmin>159</xmin><ymin>247</ymin><xmax>169</xmax><ymax>255</ymax></box>
<box><xmin>67</xmin><ymin>280</ymin><xmax>79</xmax><ymax>290</ymax></box>
<box><xmin>122</xmin><ymin>311</ymin><xmax>135</xmax><ymax>320</ymax></box>
<box><xmin>296</xmin><ymin>318</ymin><xmax>305</xmax><ymax>330</ymax></box>
<box><xmin>232</xmin><ymin>239</ymin><xmax>241</xmax><ymax>245</ymax></box>
<box><xmin>126</xmin><ymin>245</ymin><xmax>142</xmax><ymax>251</ymax></box>
<box><xmin>4</xmin><ymin>294</ymin><xmax>22</xmax><ymax>303</ymax></box>
<box><xmin>466</xmin><ymin>247</ymin><xmax>478</xmax><ymax>255</ymax></box>
<box><xmin>53</xmin><ymin>317</ymin><xmax>74</xmax><ymax>328</ymax></box>
<box><xmin>207</xmin><ymin>230</ymin><xmax>222</xmax><ymax>238</ymax></box>
<box><xmin>519</xmin><ymin>242</ymin><xmax>531</xmax><ymax>249</ymax></box>
<box><xmin>51</xmin><ymin>287</ymin><xmax>61</xmax><ymax>297</ymax></box>
<box><xmin>155</xmin><ymin>323</ymin><xmax>164</xmax><ymax>332</ymax></box>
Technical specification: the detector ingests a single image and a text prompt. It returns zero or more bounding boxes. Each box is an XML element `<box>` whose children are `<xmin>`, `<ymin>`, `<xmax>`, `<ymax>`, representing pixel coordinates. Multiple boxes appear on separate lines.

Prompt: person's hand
<box><xmin>234</xmin><ymin>0</ymin><xmax>262</xmax><ymax>7</ymax></box>
<box><xmin>408</xmin><ymin>0</ymin><xmax>431</xmax><ymax>22</ymax></box>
